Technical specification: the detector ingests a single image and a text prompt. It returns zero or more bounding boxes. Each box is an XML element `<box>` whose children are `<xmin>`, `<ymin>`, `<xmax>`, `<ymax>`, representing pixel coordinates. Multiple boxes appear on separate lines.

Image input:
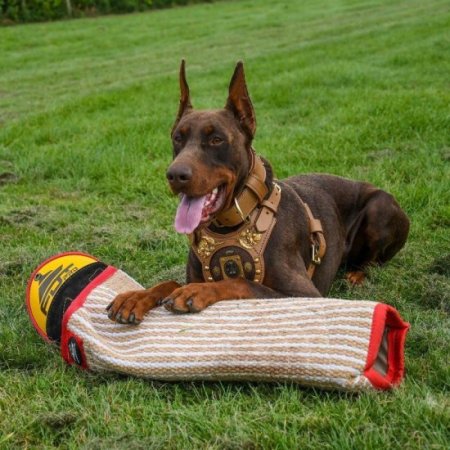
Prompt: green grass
<box><xmin>1</xmin><ymin>0</ymin><xmax>449</xmax><ymax>447</ymax></box>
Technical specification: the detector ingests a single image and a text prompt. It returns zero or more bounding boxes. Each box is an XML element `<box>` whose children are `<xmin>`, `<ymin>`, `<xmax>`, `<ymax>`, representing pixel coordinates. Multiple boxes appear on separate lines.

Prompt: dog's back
<box><xmin>283</xmin><ymin>173</ymin><xmax>409</xmax><ymax>289</ymax></box>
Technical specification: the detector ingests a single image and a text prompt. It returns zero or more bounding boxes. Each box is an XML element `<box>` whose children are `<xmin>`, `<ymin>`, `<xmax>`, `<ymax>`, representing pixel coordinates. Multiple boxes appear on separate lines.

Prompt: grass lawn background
<box><xmin>0</xmin><ymin>0</ymin><xmax>449</xmax><ymax>447</ymax></box>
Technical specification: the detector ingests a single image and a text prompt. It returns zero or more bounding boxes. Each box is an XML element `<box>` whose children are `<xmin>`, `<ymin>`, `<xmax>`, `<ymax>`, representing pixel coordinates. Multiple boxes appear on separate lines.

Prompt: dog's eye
<box><xmin>210</xmin><ymin>136</ymin><xmax>223</xmax><ymax>146</ymax></box>
<box><xmin>173</xmin><ymin>134</ymin><xmax>183</xmax><ymax>144</ymax></box>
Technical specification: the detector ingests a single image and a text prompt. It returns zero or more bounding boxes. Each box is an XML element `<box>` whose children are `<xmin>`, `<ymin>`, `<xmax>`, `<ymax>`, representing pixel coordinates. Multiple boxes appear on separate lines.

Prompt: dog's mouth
<box><xmin>174</xmin><ymin>184</ymin><xmax>227</xmax><ymax>234</ymax></box>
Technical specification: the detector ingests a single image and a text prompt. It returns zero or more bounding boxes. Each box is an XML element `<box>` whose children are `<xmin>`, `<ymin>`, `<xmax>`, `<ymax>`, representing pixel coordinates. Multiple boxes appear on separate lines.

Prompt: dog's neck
<box><xmin>212</xmin><ymin>149</ymin><xmax>274</xmax><ymax>229</ymax></box>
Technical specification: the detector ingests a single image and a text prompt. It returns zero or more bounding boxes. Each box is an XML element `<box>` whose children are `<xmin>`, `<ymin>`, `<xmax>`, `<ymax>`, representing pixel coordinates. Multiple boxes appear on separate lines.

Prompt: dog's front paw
<box><xmin>106</xmin><ymin>290</ymin><xmax>160</xmax><ymax>325</ymax></box>
<box><xmin>161</xmin><ymin>284</ymin><xmax>211</xmax><ymax>314</ymax></box>
<box><xmin>106</xmin><ymin>281</ymin><xmax>181</xmax><ymax>324</ymax></box>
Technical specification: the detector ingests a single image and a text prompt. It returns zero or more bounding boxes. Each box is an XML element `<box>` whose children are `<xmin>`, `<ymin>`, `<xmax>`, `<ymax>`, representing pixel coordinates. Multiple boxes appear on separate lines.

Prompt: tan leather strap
<box><xmin>214</xmin><ymin>152</ymin><xmax>268</xmax><ymax>227</ymax></box>
<box><xmin>302</xmin><ymin>201</ymin><xmax>327</xmax><ymax>279</ymax></box>
<box><xmin>255</xmin><ymin>183</ymin><xmax>282</xmax><ymax>232</ymax></box>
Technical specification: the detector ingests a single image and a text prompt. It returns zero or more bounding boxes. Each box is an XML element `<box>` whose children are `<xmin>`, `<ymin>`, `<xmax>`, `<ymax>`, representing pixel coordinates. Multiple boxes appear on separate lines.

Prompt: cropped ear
<box><xmin>225</xmin><ymin>61</ymin><xmax>256</xmax><ymax>140</ymax></box>
<box><xmin>172</xmin><ymin>59</ymin><xmax>192</xmax><ymax>134</ymax></box>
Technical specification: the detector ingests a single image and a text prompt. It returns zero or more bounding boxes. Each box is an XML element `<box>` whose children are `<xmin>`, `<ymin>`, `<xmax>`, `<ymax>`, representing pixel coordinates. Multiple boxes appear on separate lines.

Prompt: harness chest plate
<box><xmin>191</xmin><ymin>216</ymin><xmax>276</xmax><ymax>284</ymax></box>
<box><xmin>190</xmin><ymin>183</ymin><xmax>282</xmax><ymax>284</ymax></box>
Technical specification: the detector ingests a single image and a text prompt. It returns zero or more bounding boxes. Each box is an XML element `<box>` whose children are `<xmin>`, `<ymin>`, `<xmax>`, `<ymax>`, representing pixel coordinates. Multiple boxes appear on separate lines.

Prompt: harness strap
<box><xmin>301</xmin><ymin>201</ymin><xmax>327</xmax><ymax>279</ymax></box>
<box><xmin>214</xmin><ymin>152</ymin><xmax>268</xmax><ymax>227</ymax></box>
<box><xmin>255</xmin><ymin>183</ymin><xmax>282</xmax><ymax>232</ymax></box>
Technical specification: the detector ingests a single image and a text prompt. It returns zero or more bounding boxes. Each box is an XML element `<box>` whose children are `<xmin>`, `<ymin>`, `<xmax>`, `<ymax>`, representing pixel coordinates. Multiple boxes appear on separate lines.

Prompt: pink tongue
<box><xmin>174</xmin><ymin>194</ymin><xmax>207</xmax><ymax>234</ymax></box>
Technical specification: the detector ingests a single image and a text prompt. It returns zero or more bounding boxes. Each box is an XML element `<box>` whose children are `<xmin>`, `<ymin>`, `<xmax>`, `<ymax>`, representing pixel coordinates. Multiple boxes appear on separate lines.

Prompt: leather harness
<box><xmin>189</xmin><ymin>151</ymin><xmax>326</xmax><ymax>283</ymax></box>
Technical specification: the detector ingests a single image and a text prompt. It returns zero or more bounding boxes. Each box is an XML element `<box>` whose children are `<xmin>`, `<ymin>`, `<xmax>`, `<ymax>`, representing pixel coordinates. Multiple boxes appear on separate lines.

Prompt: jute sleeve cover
<box><xmin>60</xmin><ymin>267</ymin><xmax>409</xmax><ymax>391</ymax></box>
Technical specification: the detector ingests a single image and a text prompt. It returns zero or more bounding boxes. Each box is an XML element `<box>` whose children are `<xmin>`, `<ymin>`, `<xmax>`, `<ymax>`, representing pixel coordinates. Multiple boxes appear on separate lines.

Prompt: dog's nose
<box><xmin>166</xmin><ymin>164</ymin><xmax>193</xmax><ymax>189</ymax></box>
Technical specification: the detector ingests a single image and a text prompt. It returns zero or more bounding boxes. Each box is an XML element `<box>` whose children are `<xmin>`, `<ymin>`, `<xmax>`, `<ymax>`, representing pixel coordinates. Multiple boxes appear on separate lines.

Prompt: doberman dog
<box><xmin>107</xmin><ymin>61</ymin><xmax>410</xmax><ymax>324</ymax></box>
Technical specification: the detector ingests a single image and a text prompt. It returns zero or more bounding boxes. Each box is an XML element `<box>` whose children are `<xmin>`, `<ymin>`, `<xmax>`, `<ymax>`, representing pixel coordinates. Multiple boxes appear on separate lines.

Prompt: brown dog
<box><xmin>107</xmin><ymin>61</ymin><xmax>409</xmax><ymax>324</ymax></box>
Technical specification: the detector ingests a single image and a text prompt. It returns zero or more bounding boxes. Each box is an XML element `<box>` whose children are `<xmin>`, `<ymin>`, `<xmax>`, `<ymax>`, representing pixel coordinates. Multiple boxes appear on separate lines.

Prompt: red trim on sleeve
<box><xmin>364</xmin><ymin>303</ymin><xmax>410</xmax><ymax>390</ymax></box>
<box><xmin>61</xmin><ymin>265</ymin><xmax>117</xmax><ymax>369</ymax></box>
<box><xmin>61</xmin><ymin>332</ymin><xmax>89</xmax><ymax>369</ymax></box>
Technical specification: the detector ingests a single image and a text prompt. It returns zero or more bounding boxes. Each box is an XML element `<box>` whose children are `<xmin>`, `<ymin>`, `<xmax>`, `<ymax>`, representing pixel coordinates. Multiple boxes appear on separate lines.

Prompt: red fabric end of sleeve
<box><xmin>364</xmin><ymin>303</ymin><xmax>410</xmax><ymax>390</ymax></box>
<box><xmin>61</xmin><ymin>332</ymin><xmax>88</xmax><ymax>370</ymax></box>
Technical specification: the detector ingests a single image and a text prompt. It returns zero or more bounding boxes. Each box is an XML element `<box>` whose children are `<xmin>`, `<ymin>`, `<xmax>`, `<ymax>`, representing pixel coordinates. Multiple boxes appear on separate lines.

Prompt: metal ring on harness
<box><xmin>234</xmin><ymin>197</ymin><xmax>249</xmax><ymax>223</ymax></box>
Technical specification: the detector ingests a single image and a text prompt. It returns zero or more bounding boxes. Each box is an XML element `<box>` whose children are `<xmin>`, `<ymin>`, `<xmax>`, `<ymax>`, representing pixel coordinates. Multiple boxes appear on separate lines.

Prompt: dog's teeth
<box><xmin>212</xmin><ymin>188</ymin><xmax>218</xmax><ymax>194</ymax></box>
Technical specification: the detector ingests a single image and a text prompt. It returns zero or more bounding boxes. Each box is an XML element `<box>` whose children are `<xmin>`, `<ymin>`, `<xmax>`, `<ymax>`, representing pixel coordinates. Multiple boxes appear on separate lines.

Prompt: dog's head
<box><xmin>167</xmin><ymin>60</ymin><xmax>256</xmax><ymax>234</ymax></box>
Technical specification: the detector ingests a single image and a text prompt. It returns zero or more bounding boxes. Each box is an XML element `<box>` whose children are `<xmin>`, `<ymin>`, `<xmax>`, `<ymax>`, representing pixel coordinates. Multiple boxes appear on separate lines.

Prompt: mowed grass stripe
<box><xmin>1</xmin><ymin>0</ymin><xmax>448</xmax><ymax>120</ymax></box>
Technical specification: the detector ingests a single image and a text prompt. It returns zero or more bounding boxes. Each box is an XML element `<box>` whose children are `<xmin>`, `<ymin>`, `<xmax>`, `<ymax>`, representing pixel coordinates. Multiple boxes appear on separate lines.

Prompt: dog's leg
<box><xmin>345</xmin><ymin>190</ymin><xmax>409</xmax><ymax>285</ymax></box>
<box><xmin>161</xmin><ymin>277</ymin><xmax>320</xmax><ymax>314</ymax></box>
<box><xmin>107</xmin><ymin>280</ymin><xmax>181</xmax><ymax>324</ymax></box>
<box><xmin>345</xmin><ymin>270</ymin><xmax>366</xmax><ymax>285</ymax></box>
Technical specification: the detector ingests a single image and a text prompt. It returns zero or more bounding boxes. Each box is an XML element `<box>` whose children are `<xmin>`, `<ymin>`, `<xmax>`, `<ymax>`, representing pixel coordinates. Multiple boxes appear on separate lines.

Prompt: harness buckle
<box><xmin>311</xmin><ymin>242</ymin><xmax>322</xmax><ymax>265</ymax></box>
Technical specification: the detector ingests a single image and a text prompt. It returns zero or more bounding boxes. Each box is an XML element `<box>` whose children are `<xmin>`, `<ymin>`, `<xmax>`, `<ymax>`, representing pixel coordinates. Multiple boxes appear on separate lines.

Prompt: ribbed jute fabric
<box><xmin>62</xmin><ymin>269</ymin><xmax>406</xmax><ymax>391</ymax></box>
